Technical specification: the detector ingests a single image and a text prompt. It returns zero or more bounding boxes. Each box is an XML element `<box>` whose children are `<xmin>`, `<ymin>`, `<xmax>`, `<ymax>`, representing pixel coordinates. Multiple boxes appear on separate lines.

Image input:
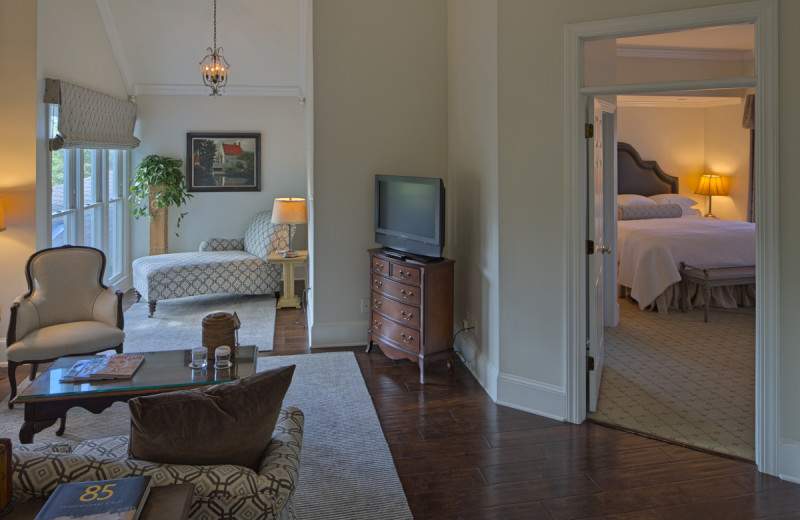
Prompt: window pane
<box><xmin>83</xmin><ymin>206</ymin><xmax>100</xmax><ymax>248</ymax></box>
<box><xmin>83</xmin><ymin>149</ymin><xmax>99</xmax><ymax>206</ymax></box>
<box><xmin>108</xmin><ymin>200</ymin><xmax>122</xmax><ymax>278</ymax></box>
<box><xmin>108</xmin><ymin>151</ymin><xmax>122</xmax><ymax>200</ymax></box>
<box><xmin>51</xmin><ymin>149</ymin><xmax>68</xmax><ymax>213</ymax></box>
<box><xmin>51</xmin><ymin>214</ymin><xmax>72</xmax><ymax>247</ymax></box>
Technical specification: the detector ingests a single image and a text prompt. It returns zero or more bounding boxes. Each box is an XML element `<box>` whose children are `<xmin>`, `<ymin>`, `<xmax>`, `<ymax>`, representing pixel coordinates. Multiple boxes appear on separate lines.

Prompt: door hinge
<box><xmin>586</xmin><ymin>239</ymin><xmax>595</xmax><ymax>255</ymax></box>
<box><xmin>588</xmin><ymin>356</ymin><xmax>595</xmax><ymax>371</ymax></box>
<box><xmin>585</xmin><ymin>123</ymin><xmax>594</xmax><ymax>138</ymax></box>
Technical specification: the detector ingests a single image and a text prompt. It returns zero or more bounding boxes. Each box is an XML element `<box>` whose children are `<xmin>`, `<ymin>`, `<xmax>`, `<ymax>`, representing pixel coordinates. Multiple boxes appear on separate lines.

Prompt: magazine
<box><xmin>34</xmin><ymin>475</ymin><xmax>151</xmax><ymax>520</ymax></box>
<box><xmin>59</xmin><ymin>354</ymin><xmax>145</xmax><ymax>383</ymax></box>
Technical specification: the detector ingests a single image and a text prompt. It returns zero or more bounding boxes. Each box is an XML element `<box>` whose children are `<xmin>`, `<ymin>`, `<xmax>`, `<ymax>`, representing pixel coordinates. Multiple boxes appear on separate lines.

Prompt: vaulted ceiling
<box><xmin>100</xmin><ymin>0</ymin><xmax>307</xmax><ymax>98</ymax></box>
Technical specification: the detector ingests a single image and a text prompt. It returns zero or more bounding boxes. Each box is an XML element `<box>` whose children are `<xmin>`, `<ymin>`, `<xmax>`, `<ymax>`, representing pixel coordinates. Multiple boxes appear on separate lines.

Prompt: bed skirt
<box><xmin>620</xmin><ymin>282</ymin><xmax>755</xmax><ymax>314</ymax></box>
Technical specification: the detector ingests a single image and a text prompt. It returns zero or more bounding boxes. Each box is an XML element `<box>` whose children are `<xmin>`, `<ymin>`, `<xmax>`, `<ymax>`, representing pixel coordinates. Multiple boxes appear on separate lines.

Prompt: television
<box><xmin>374</xmin><ymin>174</ymin><xmax>445</xmax><ymax>260</ymax></box>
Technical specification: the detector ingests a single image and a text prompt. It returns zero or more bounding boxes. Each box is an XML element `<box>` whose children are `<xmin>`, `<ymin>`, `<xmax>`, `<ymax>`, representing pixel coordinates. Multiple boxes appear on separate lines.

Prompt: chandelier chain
<box><xmin>213</xmin><ymin>0</ymin><xmax>217</xmax><ymax>51</ymax></box>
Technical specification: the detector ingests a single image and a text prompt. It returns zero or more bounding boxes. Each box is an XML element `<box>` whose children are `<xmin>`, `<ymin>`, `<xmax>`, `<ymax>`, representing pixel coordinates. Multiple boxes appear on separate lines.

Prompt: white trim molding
<box><xmin>564</xmin><ymin>0</ymin><xmax>779</xmax><ymax>476</ymax></box>
<box><xmin>496</xmin><ymin>374</ymin><xmax>566</xmax><ymax>422</ymax></box>
<box><xmin>779</xmin><ymin>438</ymin><xmax>800</xmax><ymax>484</ymax></box>
<box><xmin>454</xmin><ymin>335</ymin><xmax>499</xmax><ymax>402</ymax></box>
<box><xmin>617</xmin><ymin>45</ymin><xmax>754</xmax><ymax>62</ymax></box>
<box><xmin>132</xmin><ymin>84</ymin><xmax>304</xmax><ymax>97</ymax></box>
<box><xmin>617</xmin><ymin>95</ymin><xmax>743</xmax><ymax>109</ymax></box>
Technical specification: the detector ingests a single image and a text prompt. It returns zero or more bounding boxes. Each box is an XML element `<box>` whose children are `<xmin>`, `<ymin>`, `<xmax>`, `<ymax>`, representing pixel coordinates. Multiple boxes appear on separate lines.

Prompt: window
<box><xmin>48</xmin><ymin>105</ymin><xmax>129</xmax><ymax>283</ymax></box>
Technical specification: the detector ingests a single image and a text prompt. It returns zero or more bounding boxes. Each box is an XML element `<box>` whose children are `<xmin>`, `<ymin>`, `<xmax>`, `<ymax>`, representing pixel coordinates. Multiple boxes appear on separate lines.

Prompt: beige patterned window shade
<box><xmin>45</xmin><ymin>78</ymin><xmax>140</xmax><ymax>151</ymax></box>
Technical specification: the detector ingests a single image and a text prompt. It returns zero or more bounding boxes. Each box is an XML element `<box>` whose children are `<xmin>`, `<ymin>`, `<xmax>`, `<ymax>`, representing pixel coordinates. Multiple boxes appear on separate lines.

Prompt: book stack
<box><xmin>35</xmin><ymin>476</ymin><xmax>151</xmax><ymax>520</ymax></box>
<box><xmin>59</xmin><ymin>354</ymin><xmax>145</xmax><ymax>383</ymax></box>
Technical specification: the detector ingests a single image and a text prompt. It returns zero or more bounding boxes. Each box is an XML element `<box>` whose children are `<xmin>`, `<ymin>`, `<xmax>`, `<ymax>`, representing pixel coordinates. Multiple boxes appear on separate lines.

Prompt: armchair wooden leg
<box><xmin>115</xmin><ymin>344</ymin><xmax>123</xmax><ymax>354</ymax></box>
<box><xmin>29</xmin><ymin>363</ymin><xmax>39</xmax><ymax>381</ymax></box>
<box><xmin>7</xmin><ymin>361</ymin><xmax>19</xmax><ymax>409</ymax></box>
<box><xmin>134</xmin><ymin>289</ymin><xmax>142</xmax><ymax>303</ymax></box>
<box><xmin>148</xmin><ymin>300</ymin><xmax>157</xmax><ymax>318</ymax></box>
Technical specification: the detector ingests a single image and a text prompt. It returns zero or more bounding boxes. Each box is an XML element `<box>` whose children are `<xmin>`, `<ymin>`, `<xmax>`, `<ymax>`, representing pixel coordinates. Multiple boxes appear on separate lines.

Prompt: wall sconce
<box><xmin>694</xmin><ymin>174</ymin><xmax>728</xmax><ymax>218</ymax></box>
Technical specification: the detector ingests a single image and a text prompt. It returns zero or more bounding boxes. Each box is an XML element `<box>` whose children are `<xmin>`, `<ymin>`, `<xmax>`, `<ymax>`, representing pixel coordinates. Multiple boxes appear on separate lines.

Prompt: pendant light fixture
<box><xmin>200</xmin><ymin>0</ymin><xmax>230</xmax><ymax>96</ymax></box>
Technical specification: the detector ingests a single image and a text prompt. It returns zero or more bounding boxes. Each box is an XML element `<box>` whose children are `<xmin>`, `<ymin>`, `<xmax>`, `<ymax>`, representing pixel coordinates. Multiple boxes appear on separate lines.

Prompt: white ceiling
<box><xmin>101</xmin><ymin>0</ymin><xmax>307</xmax><ymax>97</ymax></box>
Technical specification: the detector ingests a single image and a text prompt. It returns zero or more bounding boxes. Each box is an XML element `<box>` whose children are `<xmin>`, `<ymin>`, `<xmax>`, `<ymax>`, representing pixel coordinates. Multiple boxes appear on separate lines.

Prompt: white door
<box><xmin>587</xmin><ymin>97</ymin><xmax>612</xmax><ymax>412</ymax></box>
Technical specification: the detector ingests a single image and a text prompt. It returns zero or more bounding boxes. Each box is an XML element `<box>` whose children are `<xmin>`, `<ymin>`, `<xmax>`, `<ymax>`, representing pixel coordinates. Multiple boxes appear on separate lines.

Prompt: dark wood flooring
<box><xmin>2</xmin><ymin>290</ymin><xmax>799</xmax><ymax>519</ymax></box>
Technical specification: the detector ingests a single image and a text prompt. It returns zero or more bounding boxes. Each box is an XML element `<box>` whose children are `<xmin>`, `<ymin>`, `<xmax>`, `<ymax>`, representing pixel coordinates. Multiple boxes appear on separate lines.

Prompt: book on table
<box><xmin>59</xmin><ymin>354</ymin><xmax>145</xmax><ymax>383</ymax></box>
<box><xmin>34</xmin><ymin>475</ymin><xmax>151</xmax><ymax>520</ymax></box>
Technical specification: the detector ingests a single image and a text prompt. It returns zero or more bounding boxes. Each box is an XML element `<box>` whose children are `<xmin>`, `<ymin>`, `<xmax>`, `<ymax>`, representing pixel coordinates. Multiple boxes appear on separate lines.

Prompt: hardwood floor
<box><xmin>2</xmin><ymin>294</ymin><xmax>800</xmax><ymax>519</ymax></box>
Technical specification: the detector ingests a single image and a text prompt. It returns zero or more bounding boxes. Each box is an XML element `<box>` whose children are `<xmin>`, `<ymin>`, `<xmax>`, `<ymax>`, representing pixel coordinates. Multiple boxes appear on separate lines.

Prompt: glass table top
<box><xmin>15</xmin><ymin>346</ymin><xmax>257</xmax><ymax>401</ymax></box>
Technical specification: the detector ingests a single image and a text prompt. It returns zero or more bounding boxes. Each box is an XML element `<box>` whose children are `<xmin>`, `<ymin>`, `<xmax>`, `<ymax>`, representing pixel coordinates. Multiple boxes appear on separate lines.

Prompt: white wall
<box><xmin>617</xmin><ymin>101</ymin><xmax>751</xmax><ymax>221</ymax></box>
<box><xmin>311</xmin><ymin>0</ymin><xmax>448</xmax><ymax>347</ymax></box>
<box><xmin>447</xmin><ymin>0</ymin><xmax>500</xmax><ymax>396</ymax></box>
<box><xmin>0</xmin><ymin>1</ymin><xmax>38</xmax><ymax>364</ymax></box>
<box><xmin>130</xmin><ymin>95</ymin><xmax>307</xmax><ymax>262</ymax></box>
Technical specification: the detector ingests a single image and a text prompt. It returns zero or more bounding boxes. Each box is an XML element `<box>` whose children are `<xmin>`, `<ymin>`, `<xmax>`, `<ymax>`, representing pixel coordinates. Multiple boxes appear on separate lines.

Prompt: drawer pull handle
<box><xmin>400</xmin><ymin>289</ymin><xmax>413</xmax><ymax>299</ymax></box>
<box><xmin>373</xmin><ymin>299</ymin><xmax>382</xmax><ymax>308</ymax></box>
<box><xmin>400</xmin><ymin>311</ymin><xmax>414</xmax><ymax>321</ymax></box>
<box><xmin>374</xmin><ymin>281</ymin><xmax>382</xmax><ymax>288</ymax></box>
<box><xmin>400</xmin><ymin>332</ymin><xmax>414</xmax><ymax>343</ymax></box>
<box><xmin>375</xmin><ymin>262</ymin><xmax>384</xmax><ymax>271</ymax></box>
<box><xmin>398</xmin><ymin>270</ymin><xmax>412</xmax><ymax>279</ymax></box>
<box><xmin>373</xmin><ymin>319</ymin><xmax>382</xmax><ymax>329</ymax></box>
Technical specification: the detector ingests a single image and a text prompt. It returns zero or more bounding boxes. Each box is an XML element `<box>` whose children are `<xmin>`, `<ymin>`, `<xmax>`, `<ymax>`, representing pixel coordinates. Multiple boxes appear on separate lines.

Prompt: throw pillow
<box><xmin>127</xmin><ymin>364</ymin><xmax>296</xmax><ymax>470</ymax></box>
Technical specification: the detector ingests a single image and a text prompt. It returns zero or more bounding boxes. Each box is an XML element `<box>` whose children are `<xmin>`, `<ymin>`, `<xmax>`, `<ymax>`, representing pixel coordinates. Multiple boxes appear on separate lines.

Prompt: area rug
<box><xmin>123</xmin><ymin>293</ymin><xmax>276</xmax><ymax>352</ymax></box>
<box><xmin>0</xmin><ymin>352</ymin><xmax>413</xmax><ymax>520</ymax></box>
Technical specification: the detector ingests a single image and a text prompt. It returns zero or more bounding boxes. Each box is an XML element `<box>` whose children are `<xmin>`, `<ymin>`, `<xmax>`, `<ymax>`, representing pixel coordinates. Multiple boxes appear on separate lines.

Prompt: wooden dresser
<box><xmin>367</xmin><ymin>248</ymin><xmax>454</xmax><ymax>383</ymax></box>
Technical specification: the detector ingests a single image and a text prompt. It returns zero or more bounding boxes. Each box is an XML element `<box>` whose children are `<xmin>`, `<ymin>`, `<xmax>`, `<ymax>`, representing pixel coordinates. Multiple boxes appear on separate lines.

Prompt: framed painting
<box><xmin>186</xmin><ymin>133</ymin><xmax>261</xmax><ymax>192</ymax></box>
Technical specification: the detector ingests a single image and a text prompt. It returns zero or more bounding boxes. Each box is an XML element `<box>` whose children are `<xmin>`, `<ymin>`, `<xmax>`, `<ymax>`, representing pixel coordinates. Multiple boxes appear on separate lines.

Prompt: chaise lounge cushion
<box><xmin>128</xmin><ymin>365</ymin><xmax>296</xmax><ymax>470</ymax></box>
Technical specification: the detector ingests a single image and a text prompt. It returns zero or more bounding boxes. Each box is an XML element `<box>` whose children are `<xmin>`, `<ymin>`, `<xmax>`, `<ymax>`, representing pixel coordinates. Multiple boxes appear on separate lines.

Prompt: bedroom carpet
<box><xmin>123</xmin><ymin>293</ymin><xmax>276</xmax><ymax>352</ymax></box>
<box><xmin>0</xmin><ymin>352</ymin><xmax>413</xmax><ymax>520</ymax></box>
<box><xmin>589</xmin><ymin>297</ymin><xmax>755</xmax><ymax>460</ymax></box>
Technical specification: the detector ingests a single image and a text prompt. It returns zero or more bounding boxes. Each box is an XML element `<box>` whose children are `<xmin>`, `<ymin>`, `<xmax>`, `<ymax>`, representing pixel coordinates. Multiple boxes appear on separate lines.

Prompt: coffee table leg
<box><xmin>19</xmin><ymin>421</ymin><xmax>35</xmax><ymax>444</ymax></box>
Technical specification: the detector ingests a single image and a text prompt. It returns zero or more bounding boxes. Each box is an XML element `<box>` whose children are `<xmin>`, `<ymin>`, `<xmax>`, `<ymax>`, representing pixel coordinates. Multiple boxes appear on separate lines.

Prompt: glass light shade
<box><xmin>0</xmin><ymin>194</ymin><xmax>6</xmax><ymax>231</ymax></box>
<box><xmin>271</xmin><ymin>198</ymin><xmax>307</xmax><ymax>225</ymax></box>
<box><xmin>694</xmin><ymin>174</ymin><xmax>728</xmax><ymax>196</ymax></box>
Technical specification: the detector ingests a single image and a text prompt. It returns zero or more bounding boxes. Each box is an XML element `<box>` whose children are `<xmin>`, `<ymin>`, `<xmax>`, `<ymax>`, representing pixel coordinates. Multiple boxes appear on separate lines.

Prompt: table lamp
<box><xmin>694</xmin><ymin>174</ymin><xmax>728</xmax><ymax>218</ymax></box>
<box><xmin>271</xmin><ymin>197</ymin><xmax>307</xmax><ymax>258</ymax></box>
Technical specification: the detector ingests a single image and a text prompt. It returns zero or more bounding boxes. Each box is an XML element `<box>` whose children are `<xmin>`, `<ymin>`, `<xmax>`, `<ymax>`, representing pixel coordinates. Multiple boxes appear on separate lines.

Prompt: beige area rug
<box><xmin>123</xmin><ymin>293</ymin><xmax>276</xmax><ymax>352</ymax></box>
<box><xmin>0</xmin><ymin>352</ymin><xmax>413</xmax><ymax>520</ymax></box>
<box><xmin>589</xmin><ymin>298</ymin><xmax>755</xmax><ymax>460</ymax></box>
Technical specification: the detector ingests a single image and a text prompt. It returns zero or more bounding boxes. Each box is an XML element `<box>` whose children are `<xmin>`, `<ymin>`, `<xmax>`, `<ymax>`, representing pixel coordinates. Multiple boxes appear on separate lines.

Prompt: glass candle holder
<box><xmin>190</xmin><ymin>347</ymin><xmax>208</xmax><ymax>369</ymax></box>
<box><xmin>215</xmin><ymin>345</ymin><xmax>232</xmax><ymax>369</ymax></box>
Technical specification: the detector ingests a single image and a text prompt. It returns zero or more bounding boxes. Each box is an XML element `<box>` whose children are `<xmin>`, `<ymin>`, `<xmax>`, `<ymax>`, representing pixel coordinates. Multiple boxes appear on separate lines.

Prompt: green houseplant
<box><xmin>129</xmin><ymin>154</ymin><xmax>193</xmax><ymax>235</ymax></box>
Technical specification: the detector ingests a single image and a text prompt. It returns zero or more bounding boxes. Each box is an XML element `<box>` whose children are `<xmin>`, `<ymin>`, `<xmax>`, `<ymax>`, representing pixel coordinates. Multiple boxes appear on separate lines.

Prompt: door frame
<box><xmin>563</xmin><ymin>0</ymin><xmax>779</xmax><ymax>475</ymax></box>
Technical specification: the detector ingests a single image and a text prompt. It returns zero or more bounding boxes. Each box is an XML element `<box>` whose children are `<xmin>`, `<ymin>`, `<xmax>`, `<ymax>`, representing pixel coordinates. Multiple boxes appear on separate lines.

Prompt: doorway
<box><xmin>564</xmin><ymin>1</ymin><xmax>780</xmax><ymax>476</ymax></box>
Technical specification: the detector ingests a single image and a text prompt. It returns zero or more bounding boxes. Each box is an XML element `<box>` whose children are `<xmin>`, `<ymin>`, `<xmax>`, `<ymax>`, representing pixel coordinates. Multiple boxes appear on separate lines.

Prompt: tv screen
<box><xmin>375</xmin><ymin>175</ymin><xmax>445</xmax><ymax>259</ymax></box>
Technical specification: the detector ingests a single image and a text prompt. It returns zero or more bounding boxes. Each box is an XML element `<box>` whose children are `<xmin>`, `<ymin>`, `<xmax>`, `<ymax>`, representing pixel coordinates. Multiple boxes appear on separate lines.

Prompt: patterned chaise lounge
<box><xmin>10</xmin><ymin>407</ymin><xmax>304</xmax><ymax>520</ymax></box>
<box><xmin>132</xmin><ymin>211</ymin><xmax>290</xmax><ymax>317</ymax></box>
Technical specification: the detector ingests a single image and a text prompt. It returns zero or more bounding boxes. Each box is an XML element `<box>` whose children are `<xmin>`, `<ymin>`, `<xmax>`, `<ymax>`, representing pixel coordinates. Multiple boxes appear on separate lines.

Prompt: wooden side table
<box><xmin>268</xmin><ymin>250</ymin><xmax>308</xmax><ymax>309</ymax></box>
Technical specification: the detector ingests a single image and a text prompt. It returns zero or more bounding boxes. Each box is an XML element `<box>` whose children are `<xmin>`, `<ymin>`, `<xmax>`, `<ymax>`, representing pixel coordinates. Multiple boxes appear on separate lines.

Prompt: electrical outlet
<box><xmin>360</xmin><ymin>298</ymin><xmax>369</xmax><ymax>314</ymax></box>
<box><xmin>464</xmin><ymin>311</ymin><xmax>477</xmax><ymax>333</ymax></box>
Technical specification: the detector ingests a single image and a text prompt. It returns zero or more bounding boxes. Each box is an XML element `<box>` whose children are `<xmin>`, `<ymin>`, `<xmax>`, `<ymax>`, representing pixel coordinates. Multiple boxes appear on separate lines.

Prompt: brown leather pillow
<box><xmin>127</xmin><ymin>364</ymin><xmax>295</xmax><ymax>470</ymax></box>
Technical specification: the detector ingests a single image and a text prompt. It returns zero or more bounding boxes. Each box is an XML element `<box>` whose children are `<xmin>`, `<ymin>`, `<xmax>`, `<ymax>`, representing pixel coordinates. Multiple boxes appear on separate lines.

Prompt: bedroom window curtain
<box><xmin>44</xmin><ymin>78</ymin><xmax>140</xmax><ymax>151</ymax></box>
<box><xmin>742</xmin><ymin>94</ymin><xmax>755</xmax><ymax>223</ymax></box>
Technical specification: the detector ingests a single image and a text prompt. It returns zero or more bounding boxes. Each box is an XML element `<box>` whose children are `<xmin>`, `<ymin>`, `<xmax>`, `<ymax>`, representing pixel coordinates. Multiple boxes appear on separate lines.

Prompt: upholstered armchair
<box><xmin>6</xmin><ymin>246</ymin><xmax>125</xmax><ymax>407</ymax></box>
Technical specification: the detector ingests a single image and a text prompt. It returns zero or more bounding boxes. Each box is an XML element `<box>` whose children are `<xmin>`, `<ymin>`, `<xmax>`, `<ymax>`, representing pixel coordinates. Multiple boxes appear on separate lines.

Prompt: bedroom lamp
<box><xmin>271</xmin><ymin>197</ymin><xmax>307</xmax><ymax>258</ymax></box>
<box><xmin>694</xmin><ymin>174</ymin><xmax>728</xmax><ymax>218</ymax></box>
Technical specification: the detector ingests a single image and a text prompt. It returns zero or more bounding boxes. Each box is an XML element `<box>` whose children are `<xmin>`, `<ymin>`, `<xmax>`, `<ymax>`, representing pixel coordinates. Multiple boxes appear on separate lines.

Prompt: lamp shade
<box><xmin>694</xmin><ymin>174</ymin><xmax>728</xmax><ymax>197</ymax></box>
<box><xmin>271</xmin><ymin>197</ymin><xmax>307</xmax><ymax>225</ymax></box>
<box><xmin>0</xmin><ymin>194</ymin><xmax>6</xmax><ymax>232</ymax></box>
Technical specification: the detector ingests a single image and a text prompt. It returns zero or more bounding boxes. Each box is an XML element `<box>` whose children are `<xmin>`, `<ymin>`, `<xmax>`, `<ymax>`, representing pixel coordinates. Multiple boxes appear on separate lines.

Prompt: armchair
<box><xmin>6</xmin><ymin>246</ymin><xmax>125</xmax><ymax>407</ymax></box>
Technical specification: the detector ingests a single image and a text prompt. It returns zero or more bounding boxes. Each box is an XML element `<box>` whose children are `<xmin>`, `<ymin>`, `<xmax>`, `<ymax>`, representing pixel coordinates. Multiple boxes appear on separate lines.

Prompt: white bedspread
<box><xmin>618</xmin><ymin>215</ymin><xmax>755</xmax><ymax>309</ymax></box>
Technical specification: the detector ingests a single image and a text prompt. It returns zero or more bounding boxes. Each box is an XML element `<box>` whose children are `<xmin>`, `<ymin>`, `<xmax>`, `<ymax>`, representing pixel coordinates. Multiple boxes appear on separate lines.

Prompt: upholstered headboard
<box><xmin>618</xmin><ymin>142</ymin><xmax>678</xmax><ymax>196</ymax></box>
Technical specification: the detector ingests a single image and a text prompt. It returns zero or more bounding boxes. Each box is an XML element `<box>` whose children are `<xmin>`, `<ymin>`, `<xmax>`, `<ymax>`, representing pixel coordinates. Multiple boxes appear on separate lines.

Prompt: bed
<box><xmin>616</xmin><ymin>142</ymin><xmax>755</xmax><ymax>313</ymax></box>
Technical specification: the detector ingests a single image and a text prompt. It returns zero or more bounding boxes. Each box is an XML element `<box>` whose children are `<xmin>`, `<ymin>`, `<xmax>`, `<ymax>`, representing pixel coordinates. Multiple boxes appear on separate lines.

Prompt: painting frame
<box><xmin>186</xmin><ymin>132</ymin><xmax>261</xmax><ymax>192</ymax></box>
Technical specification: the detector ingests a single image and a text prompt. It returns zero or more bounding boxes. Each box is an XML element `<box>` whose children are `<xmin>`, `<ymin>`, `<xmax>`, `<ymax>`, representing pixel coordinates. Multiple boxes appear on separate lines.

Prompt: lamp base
<box><xmin>276</xmin><ymin>249</ymin><xmax>299</xmax><ymax>258</ymax></box>
<box><xmin>703</xmin><ymin>213</ymin><xmax>719</xmax><ymax>219</ymax></box>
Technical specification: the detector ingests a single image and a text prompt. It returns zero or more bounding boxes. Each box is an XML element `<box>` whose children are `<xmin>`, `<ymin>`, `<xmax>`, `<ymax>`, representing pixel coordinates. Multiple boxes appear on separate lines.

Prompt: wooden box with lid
<box><xmin>366</xmin><ymin>248</ymin><xmax>454</xmax><ymax>383</ymax></box>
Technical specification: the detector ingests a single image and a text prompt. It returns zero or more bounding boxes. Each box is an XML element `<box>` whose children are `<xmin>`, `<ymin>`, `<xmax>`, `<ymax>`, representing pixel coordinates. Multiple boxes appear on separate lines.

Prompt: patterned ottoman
<box><xmin>132</xmin><ymin>211</ymin><xmax>290</xmax><ymax>317</ymax></box>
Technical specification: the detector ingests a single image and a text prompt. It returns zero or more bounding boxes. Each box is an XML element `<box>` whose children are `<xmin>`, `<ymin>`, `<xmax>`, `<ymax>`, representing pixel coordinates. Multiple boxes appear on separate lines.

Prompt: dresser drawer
<box><xmin>371</xmin><ymin>256</ymin><xmax>390</xmax><ymax>276</ymax></box>
<box><xmin>371</xmin><ymin>291</ymin><xmax>420</xmax><ymax>328</ymax></box>
<box><xmin>371</xmin><ymin>274</ymin><xmax>420</xmax><ymax>305</ymax></box>
<box><xmin>370</xmin><ymin>311</ymin><xmax>420</xmax><ymax>353</ymax></box>
<box><xmin>390</xmin><ymin>264</ymin><xmax>420</xmax><ymax>284</ymax></box>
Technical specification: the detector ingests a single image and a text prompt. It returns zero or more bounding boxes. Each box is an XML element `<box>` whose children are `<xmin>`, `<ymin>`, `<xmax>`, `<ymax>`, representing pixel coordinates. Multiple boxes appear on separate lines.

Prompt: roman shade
<box><xmin>45</xmin><ymin>78</ymin><xmax>140</xmax><ymax>151</ymax></box>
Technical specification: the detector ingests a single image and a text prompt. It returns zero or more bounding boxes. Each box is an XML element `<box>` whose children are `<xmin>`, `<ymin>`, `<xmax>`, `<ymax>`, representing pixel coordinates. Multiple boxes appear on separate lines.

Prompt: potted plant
<box><xmin>129</xmin><ymin>155</ymin><xmax>193</xmax><ymax>254</ymax></box>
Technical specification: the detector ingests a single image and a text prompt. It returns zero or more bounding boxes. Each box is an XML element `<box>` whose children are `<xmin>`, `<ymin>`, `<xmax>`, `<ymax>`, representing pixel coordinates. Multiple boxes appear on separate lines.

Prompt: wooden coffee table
<box><xmin>10</xmin><ymin>346</ymin><xmax>257</xmax><ymax>444</ymax></box>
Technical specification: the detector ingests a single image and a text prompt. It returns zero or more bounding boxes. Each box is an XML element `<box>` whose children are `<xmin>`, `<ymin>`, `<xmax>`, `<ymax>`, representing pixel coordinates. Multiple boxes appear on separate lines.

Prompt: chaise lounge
<box><xmin>132</xmin><ymin>211</ymin><xmax>291</xmax><ymax>317</ymax></box>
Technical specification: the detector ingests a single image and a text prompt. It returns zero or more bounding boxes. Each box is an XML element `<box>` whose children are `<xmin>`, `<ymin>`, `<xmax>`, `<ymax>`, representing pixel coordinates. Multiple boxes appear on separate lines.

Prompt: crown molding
<box><xmin>132</xmin><ymin>83</ymin><xmax>304</xmax><ymax>97</ymax></box>
<box><xmin>617</xmin><ymin>45</ymin><xmax>754</xmax><ymax>62</ymax></box>
<box><xmin>617</xmin><ymin>95</ymin><xmax>742</xmax><ymax>108</ymax></box>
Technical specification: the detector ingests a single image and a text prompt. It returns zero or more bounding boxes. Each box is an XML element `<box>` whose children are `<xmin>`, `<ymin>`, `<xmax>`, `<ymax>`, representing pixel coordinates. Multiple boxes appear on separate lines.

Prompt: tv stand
<box><xmin>367</xmin><ymin>248</ymin><xmax>455</xmax><ymax>384</ymax></box>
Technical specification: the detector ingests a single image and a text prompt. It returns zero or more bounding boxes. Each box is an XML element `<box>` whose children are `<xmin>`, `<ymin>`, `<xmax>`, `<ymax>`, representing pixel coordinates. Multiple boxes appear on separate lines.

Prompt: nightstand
<box><xmin>268</xmin><ymin>250</ymin><xmax>308</xmax><ymax>309</ymax></box>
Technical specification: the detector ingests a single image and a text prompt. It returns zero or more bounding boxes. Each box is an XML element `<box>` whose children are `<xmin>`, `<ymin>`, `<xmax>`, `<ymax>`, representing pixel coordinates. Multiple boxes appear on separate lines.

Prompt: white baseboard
<box><xmin>454</xmin><ymin>336</ymin><xmax>498</xmax><ymax>401</ymax></box>
<box><xmin>779</xmin><ymin>438</ymin><xmax>800</xmax><ymax>483</ymax></box>
<box><xmin>309</xmin><ymin>321</ymin><xmax>368</xmax><ymax>348</ymax></box>
<box><xmin>496</xmin><ymin>373</ymin><xmax>567</xmax><ymax>422</ymax></box>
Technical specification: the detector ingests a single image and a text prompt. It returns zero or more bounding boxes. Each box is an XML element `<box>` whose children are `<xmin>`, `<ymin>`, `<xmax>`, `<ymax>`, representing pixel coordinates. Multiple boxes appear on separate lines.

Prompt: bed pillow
<box><xmin>648</xmin><ymin>194</ymin><xmax>699</xmax><ymax>208</ymax></box>
<box><xmin>617</xmin><ymin>194</ymin><xmax>656</xmax><ymax>207</ymax></box>
<box><xmin>127</xmin><ymin>364</ymin><xmax>296</xmax><ymax>470</ymax></box>
<box><xmin>618</xmin><ymin>203</ymin><xmax>683</xmax><ymax>220</ymax></box>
